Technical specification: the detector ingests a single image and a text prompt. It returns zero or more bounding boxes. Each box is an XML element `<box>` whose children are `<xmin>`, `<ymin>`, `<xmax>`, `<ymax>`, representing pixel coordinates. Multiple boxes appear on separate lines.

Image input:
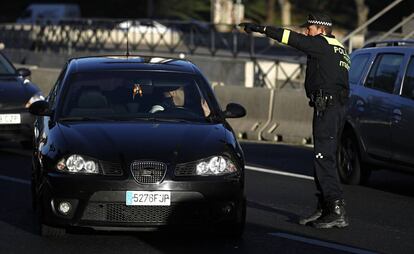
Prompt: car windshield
<box><xmin>0</xmin><ymin>54</ymin><xmax>17</xmax><ymax>75</ymax></box>
<box><xmin>59</xmin><ymin>71</ymin><xmax>213</xmax><ymax>122</ymax></box>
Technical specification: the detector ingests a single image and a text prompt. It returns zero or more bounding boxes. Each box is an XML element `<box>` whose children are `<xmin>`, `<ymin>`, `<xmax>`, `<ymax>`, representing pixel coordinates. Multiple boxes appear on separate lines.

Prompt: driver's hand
<box><xmin>149</xmin><ymin>105</ymin><xmax>165</xmax><ymax>113</ymax></box>
<box><xmin>201</xmin><ymin>99</ymin><xmax>211</xmax><ymax>117</ymax></box>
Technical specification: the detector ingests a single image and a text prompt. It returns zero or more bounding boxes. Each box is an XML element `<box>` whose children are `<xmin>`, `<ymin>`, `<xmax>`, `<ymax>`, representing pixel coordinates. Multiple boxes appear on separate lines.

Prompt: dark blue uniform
<box><xmin>264</xmin><ymin>27</ymin><xmax>350</xmax><ymax>203</ymax></box>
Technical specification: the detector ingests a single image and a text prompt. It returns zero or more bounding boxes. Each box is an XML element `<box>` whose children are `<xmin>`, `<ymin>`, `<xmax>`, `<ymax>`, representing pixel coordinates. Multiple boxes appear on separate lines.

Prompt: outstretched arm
<box><xmin>239</xmin><ymin>23</ymin><xmax>325</xmax><ymax>57</ymax></box>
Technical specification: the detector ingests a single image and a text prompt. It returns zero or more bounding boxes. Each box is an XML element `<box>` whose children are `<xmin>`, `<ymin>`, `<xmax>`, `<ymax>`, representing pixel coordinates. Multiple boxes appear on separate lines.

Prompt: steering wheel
<box><xmin>163</xmin><ymin>107</ymin><xmax>201</xmax><ymax>118</ymax></box>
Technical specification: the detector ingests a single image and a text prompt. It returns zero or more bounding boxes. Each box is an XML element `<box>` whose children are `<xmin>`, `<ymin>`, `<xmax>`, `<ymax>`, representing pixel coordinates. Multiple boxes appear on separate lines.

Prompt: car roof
<box><xmin>68</xmin><ymin>55</ymin><xmax>199</xmax><ymax>74</ymax></box>
<box><xmin>352</xmin><ymin>45</ymin><xmax>414</xmax><ymax>55</ymax></box>
<box><xmin>353</xmin><ymin>40</ymin><xmax>414</xmax><ymax>55</ymax></box>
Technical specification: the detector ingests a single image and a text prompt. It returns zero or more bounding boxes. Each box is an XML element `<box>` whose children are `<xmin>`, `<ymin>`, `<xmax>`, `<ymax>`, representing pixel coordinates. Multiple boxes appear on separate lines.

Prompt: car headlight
<box><xmin>177</xmin><ymin>156</ymin><xmax>238</xmax><ymax>176</ymax></box>
<box><xmin>25</xmin><ymin>93</ymin><xmax>45</xmax><ymax>108</ymax></box>
<box><xmin>56</xmin><ymin>154</ymin><xmax>100</xmax><ymax>174</ymax></box>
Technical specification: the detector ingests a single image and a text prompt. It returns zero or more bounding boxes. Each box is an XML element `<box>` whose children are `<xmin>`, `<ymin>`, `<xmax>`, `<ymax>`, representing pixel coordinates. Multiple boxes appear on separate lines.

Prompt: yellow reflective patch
<box><xmin>282</xmin><ymin>30</ymin><xmax>290</xmax><ymax>44</ymax></box>
<box><xmin>322</xmin><ymin>35</ymin><xmax>345</xmax><ymax>48</ymax></box>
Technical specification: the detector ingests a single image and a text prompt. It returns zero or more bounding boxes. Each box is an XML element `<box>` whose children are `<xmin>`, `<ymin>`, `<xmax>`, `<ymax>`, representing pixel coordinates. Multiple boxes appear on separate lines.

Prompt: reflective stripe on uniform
<box><xmin>282</xmin><ymin>30</ymin><xmax>290</xmax><ymax>44</ymax></box>
<box><xmin>321</xmin><ymin>35</ymin><xmax>345</xmax><ymax>48</ymax></box>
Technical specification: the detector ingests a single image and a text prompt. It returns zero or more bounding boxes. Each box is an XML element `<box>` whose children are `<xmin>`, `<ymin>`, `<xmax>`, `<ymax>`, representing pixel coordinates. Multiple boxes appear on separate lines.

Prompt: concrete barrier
<box><xmin>30</xmin><ymin>67</ymin><xmax>60</xmax><ymax>94</ymax></box>
<box><xmin>214</xmin><ymin>85</ymin><xmax>272</xmax><ymax>140</ymax></box>
<box><xmin>12</xmin><ymin>65</ymin><xmax>60</xmax><ymax>95</ymax></box>
<box><xmin>261</xmin><ymin>89</ymin><xmax>313</xmax><ymax>144</ymax></box>
<box><xmin>3</xmin><ymin>49</ymin><xmax>305</xmax><ymax>89</ymax></box>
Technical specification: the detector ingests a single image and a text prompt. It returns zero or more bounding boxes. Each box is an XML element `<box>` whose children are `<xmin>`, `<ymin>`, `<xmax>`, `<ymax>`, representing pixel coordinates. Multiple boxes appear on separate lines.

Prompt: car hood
<box><xmin>0</xmin><ymin>76</ymin><xmax>30</xmax><ymax>108</ymax></box>
<box><xmin>56</xmin><ymin>121</ymin><xmax>227</xmax><ymax>163</ymax></box>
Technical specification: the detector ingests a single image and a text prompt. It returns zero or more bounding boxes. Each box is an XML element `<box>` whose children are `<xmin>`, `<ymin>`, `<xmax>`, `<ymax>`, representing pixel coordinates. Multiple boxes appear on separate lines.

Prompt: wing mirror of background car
<box><xmin>17</xmin><ymin>68</ymin><xmax>31</xmax><ymax>78</ymax></box>
<box><xmin>29</xmin><ymin>100</ymin><xmax>52</xmax><ymax>116</ymax></box>
<box><xmin>224</xmin><ymin>103</ymin><xmax>246</xmax><ymax>118</ymax></box>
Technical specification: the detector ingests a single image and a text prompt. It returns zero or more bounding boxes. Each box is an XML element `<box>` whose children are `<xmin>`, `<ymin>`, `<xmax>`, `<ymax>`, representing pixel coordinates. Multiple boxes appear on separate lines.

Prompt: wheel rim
<box><xmin>339</xmin><ymin>136</ymin><xmax>357</xmax><ymax>179</ymax></box>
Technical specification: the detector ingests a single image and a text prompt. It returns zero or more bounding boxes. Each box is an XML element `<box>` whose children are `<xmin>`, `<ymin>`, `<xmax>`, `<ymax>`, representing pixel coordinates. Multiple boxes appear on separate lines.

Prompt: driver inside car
<box><xmin>149</xmin><ymin>86</ymin><xmax>211</xmax><ymax>117</ymax></box>
<box><xmin>149</xmin><ymin>86</ymin><xmax>184</xmax><ymax>113</ymax></box>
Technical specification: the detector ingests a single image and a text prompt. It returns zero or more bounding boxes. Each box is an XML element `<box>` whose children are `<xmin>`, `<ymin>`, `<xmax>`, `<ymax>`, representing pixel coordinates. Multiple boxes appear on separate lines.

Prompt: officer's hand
<box><xmin>308</xmin><ymin>100</ymin><xmax>315</xmax><ymax>107</ymax></box>
<box><xmin>239</xmin><ymin>23</ymin><xmax>265</xmax><ymax>34</ymax></box>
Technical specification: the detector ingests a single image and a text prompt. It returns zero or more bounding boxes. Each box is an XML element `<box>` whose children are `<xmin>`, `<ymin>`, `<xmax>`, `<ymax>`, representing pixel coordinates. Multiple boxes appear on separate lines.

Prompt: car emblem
<box><xmin>141</xmin><ymin>169</ymin><xmax>153</xmax><ymax>176</ymax></box>
<box><xmin>130</xmin><ymin>161</ymin><xmax>167</xmax><ymax>184</ymax></box>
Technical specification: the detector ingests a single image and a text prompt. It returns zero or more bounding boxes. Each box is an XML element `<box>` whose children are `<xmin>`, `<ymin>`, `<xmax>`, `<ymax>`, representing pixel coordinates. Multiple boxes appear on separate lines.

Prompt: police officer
<box><xmin>240</xmin><ymin>13</ymin><xmax>350</xmax><ymax>229</ymax></box>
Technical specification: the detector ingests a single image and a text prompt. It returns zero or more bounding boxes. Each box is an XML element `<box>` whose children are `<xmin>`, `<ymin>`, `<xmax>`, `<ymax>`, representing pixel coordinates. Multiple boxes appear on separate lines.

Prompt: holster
<box><xmin>310</xmin><ymin>90</ymin><xmax>333</xmax><ymax>116</ymax></box>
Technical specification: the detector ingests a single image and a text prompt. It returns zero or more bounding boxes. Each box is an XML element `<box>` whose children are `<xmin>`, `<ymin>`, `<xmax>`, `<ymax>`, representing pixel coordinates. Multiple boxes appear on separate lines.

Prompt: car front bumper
<box><xmin>0</xmin><ymin>110</ymin><xmax>34</xmax><ymax>141</ymax></box>
<box><xmin>39</xmin><ymin>173</ymin><xmax>245</xmax><ymax>231</ymax></box>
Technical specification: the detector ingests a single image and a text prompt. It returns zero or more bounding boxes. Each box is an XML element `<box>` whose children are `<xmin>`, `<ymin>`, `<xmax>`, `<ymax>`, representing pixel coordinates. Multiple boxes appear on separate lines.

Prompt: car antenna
<box><xmin>126</xmin><ymin>20</ymin><xmax>130</xmax><ymax>58</ymax></box>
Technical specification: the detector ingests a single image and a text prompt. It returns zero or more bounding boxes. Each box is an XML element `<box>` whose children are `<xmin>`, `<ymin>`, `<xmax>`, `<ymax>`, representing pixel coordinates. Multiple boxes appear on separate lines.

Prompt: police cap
<box><xmin>300</xmin><ymin>13</ymin><xmax>333</xmax><ymax>28</ymax></box>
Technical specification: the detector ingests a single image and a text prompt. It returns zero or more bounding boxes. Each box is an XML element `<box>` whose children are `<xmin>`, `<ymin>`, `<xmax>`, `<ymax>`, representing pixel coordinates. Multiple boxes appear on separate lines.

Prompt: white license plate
<box><xmin>0</xmin><ymin>114</ymin><xmax>21</xmax><ymax>124</ymax></box>
<box><xmin>126</xmin><ymin>191</ymin><xmax>171</xmax><ymax>206</ymax></box>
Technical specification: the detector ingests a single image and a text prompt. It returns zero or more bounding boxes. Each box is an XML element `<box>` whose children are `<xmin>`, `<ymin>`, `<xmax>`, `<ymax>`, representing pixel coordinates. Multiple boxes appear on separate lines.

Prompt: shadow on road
<box><xmin>365</xmin><ymin>169</ymin><xmax>414</xmax><ymax>198</ymax></box>
<box><xmin>241</xmin><ymin>141</ymin><xmax>414</xmax><ymax>198</ymax></box>
<box><xmin>247</xmin><ymin>200</ymin><xmax>299</xmax><ymax>224</ymax></box>
<box><xmin>0</xmin><ymin>180</ymin><xmax>35</xmax><ymax>235</ymax></box>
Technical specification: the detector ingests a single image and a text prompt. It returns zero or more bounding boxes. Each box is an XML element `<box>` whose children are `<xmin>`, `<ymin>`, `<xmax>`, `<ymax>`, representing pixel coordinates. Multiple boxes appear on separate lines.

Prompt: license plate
<box><xmin>0</xmin><ymin>114</ymin><xmax>21</xmax><ymax>124</ymax></box>
<box><xmin>126</xmin><ymin>191</ymin><xmax>171</xmax><ymax>206</ymax></box>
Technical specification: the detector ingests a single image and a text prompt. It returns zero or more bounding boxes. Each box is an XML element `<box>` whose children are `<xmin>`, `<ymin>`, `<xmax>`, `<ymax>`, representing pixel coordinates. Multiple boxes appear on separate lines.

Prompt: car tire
<box><xmin>338</xmin><ymin>131</ymin><xmax>370</xmax><ymax>185</ymax></box>
<box><xmin>21</xmin><ymin>140</ymin><xmax>33</xmax><ymax>150</ymax></box>
<box><xmin>217</xmin><ymin>199</ymin><xmax>246</xmax><ymax>239</ymax></box>
<box><xmin>33</xmin><ymin>193</ymin><xmax>66</xmax><ymax>237</ymax></box>
<box><xmin>30</xmin><ymin>174</ymin><xmax>37</xmax><ymax>211</ymax></box>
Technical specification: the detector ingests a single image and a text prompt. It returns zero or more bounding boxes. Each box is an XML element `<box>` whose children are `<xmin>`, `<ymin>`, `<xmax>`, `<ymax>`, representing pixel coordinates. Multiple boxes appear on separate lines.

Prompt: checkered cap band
<box><xmin>308</xmin><ymin>19</ymin><xmax>332</xmax><ymax>27</ymax></box>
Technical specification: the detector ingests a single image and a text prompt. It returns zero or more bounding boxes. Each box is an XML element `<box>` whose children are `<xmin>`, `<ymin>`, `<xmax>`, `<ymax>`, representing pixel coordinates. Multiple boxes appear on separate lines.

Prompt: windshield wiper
<box><xmin>132</xmin><ymin>117</ymin><xmax>193</xmax><ymax>123</ymax></box>
<box><xmin>58</xmin><ymin>116</ymin><xmax>117</xmax><ymax>122</ymax></box>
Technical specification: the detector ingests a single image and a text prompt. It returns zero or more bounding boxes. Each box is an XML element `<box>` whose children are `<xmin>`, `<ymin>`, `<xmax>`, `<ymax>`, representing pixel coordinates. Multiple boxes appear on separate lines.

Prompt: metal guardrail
<box><xmin>342</xmin><ymin>0</ymin><xmax>406</xmax><ymax>52</ymax></box>
<box><xmin>0</xmin><ymin>19</ymin><xmax>307</xmax><ymax>89</ymax></box>
<box><xmin>0</xmin><ymin>19</ymin><xmax>302</xmax><ymax>60</ymax></box>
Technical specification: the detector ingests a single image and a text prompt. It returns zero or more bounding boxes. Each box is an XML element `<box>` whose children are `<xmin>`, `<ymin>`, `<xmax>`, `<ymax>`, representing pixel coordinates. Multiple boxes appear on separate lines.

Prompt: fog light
<box><xmin>222</xmin><ymin>204</ymin><xmax>233</xmax><ymax>214</ymax></box>
<box><xmin>58</xmin><ymin>201</ymin><xmax>72</xmax><ymax>215</ymax></box>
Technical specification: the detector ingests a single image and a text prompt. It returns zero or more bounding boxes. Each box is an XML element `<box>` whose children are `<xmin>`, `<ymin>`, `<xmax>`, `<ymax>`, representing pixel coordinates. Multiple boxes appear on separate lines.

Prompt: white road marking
<box><xmin>269</xmin><ymin>232</ymin><xmax>378</xmax><ymax>254</ymax></box>
<box><xmin>245</xmin><ymin>165</ymin><xmax>314</xmax><ymax>181</ymax></box>
<box><xmin>0</xmin><ymin>175</ymin><xmax>30</xmax><ymax>185</ymax></box>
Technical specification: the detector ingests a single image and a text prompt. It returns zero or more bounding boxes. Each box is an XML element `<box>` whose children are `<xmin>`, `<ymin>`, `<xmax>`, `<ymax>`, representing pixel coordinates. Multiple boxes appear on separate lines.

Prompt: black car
<box><xmin>29</xmin><ymin>55</ymin><xmax>247</xmax><ymax>237</ymax></box>
<box><xmin>0</xmin><ymin>51</ymin><xmax>43</xmax><ymax>146</ymax></box>
<box><xmin>338</xmin><ymin>40</ymin><xmax>414</xmax><ymax>185</ymax></box>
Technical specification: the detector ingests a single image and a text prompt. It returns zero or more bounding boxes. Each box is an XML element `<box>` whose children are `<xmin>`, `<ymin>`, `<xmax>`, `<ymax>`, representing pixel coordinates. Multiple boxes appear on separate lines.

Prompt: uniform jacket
<box><xmin>264</xmin><ymin>27</ymin><xmax>350</xmax><ymax>99</ymax></box>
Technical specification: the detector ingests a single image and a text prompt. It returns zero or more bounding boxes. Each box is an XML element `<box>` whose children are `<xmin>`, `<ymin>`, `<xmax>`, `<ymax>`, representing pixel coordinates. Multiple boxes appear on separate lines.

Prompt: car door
<box><xmin>391</xmin><ymin>54</ymin><xmax>414</xmax><ymax>166</ymax></box>
<box><xmin>358</xmin><ymin>53</ymin><xmax>405</xmax><ymax>159</ymax></box>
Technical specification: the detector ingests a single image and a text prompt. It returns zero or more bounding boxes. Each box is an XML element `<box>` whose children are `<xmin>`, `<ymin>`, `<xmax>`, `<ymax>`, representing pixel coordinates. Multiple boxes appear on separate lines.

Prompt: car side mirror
<box><xmin>17</xmin><ymin>68</ymin><xmax>31</xmax><ymax>78</ymax></box>
<box><xmin>29</xmin><ymin>100</ymin><xmax>52</xmax><ymax>116</ymax></box>
<box><xmin>223</xmin><ymin>103</ymin><xmax>246</xmax><ymax>118</ymax></box>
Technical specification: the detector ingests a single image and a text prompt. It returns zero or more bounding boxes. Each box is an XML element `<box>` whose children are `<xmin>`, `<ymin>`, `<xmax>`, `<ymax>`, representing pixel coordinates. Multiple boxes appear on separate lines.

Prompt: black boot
<box><xmin>299</xmin><ymin>199</ymin><xmax>323</xmax><ymax>225</ymax></box>
<box><xmin>311</xmin><ymin>199</ymin><xmax>349</xmax><ymax>229</ymax></box>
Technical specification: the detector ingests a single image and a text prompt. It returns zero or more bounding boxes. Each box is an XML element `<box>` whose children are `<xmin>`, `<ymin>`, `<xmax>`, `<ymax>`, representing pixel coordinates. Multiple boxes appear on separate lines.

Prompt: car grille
<box><xmin>130</xmin><ymin>161</ymin><xmax>167</xmax><ymax>184</ymax></box>
<box><xmin>175</xmin><ymin>162</ymin><xmax>196</xmax><ymax>176</ymax></box>
<box><xmin>81</xmin><ymin>202</ymin><xmax>207</xmax><ymax>224</ymax></box>
<box><xmin>100</xmin><ymin>161</ymin><xmax>123</xmax><ymax>176</ymax></box>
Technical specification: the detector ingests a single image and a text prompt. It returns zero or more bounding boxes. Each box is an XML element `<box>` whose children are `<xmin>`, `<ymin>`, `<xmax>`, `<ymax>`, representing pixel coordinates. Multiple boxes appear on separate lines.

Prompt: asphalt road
<box><xmin>0</xmin><ymin>141</ymin><xmax>414</xmax><ymax>254</ymax></box>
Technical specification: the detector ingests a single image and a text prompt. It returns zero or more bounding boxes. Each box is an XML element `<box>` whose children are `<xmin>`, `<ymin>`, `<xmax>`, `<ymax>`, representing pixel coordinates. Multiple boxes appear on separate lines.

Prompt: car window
<box><xmin>59</xmin><ymin>71</ymin><xmax>212</xmax><ymax>122</ymax></box>
<box><xmin>0</xmin><ymin>54</ymin><xmax>16</xmax><ymax>75</ymax></box>
<box><xmin>48</xmin><ymin>65</ymin><xmax>67</xmax><ymax>108</ymax></box>
<box><xmin>364</xmin><ymin>53</ymin><xmax>404</xmax><ymax>94</ymax></box>
<box><xmin>349</xmin><ymin>53</ymin><xmax>370</xmax><ymax>84</ymax></box>
<box><xmin>401</xmin><ymin>56</ymin><xmax>414</xmax><ymax>99</ymax></box>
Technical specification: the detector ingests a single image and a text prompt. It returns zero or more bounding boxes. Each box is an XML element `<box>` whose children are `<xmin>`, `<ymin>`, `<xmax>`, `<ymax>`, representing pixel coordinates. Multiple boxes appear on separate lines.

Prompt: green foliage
<box><xmin>243</xmin><ymin>0</ymin><xmax>267</xmax><ymax>23</ymax></box>
<box><xmin>156</xmin><ymin>0</ymin><xmax>210</xmax><ymax>20</ymax></box>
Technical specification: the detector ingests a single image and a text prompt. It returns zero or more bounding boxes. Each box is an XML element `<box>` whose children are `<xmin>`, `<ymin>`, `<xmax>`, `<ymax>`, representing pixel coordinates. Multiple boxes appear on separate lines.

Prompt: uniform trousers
<box><xmin>312</xmin><ymin>101</ymin><xmax>346</xmax><ymax>202</ymax></box>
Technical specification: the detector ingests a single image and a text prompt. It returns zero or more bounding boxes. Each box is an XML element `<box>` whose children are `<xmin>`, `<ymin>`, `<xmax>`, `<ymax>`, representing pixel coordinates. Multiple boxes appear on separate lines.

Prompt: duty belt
<box><xmin>310</xmin><ymin>89</ymin><xmax>335</xmax><ymax>117</ymax></box>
